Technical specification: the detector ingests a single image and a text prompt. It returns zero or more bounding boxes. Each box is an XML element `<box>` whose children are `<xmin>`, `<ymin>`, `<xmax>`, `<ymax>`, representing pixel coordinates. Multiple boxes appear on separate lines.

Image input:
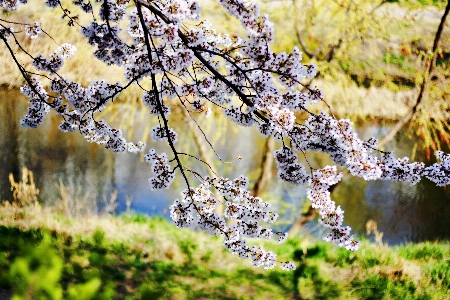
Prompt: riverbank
<box><xmin>1</xmin><ymin>203</ymin><xmax>449</xmax><ymax>299</ymax></box>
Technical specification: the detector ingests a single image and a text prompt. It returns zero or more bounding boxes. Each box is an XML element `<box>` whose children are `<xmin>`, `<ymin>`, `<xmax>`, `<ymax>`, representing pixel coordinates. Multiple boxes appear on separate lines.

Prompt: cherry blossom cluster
<box><xmin>169</xmin><ymin>175</ymin><xmax>292</xmax><ymax>269</ymax></box>
<box><xmin>224</xmin><ymin>105</ymin><xmax>257</xmax><ymax>127</ymax></box>
<box><xmin>25</xmin><ymin>22</ymin><xmax>41</xmax><ymax>39</ymax></box>
<box><xmin>423</xmin><ymin>151</ymin><xmax>450</xmax><ymax>186</ymax></box>
<box><xmin>0</xmin><ymin>0</ymin><xmax>25</xmax><ymax>11</ymax></box>
<box><xmin>307</xmin><ymin>167</ymin><xmax>359</xmax><ymax>251</ymax></box>
<box><xmin>45</xmin><ymin>0</ymin><xmax>60</xmax><ymax>8</ymax></box>
<box><xmin>82</xmin><ymin>21</ymin><xmax>127</xmax><ymax>66</ymax></box>
<box><xmin>32</xmin><ymin>53</ymin><xmax>63</xmax><ymax>74</ymax></box>
<box><xmin>274</xmin><ymin>146</ymin><xmax>309</xmax><ymax>185</ymax></box>
<box><xmin>49</xmin><ymin>77</ymin><xmax>123</xmax><ymax>116</ymax></box>
<box><xmin>145</xmin><ymin>149</ymin><xmax>175</xmax><ymax>190</ymax></box>
<box><xmin>150</xmin><ymin>125</ymin><xmax>178</xmax><ymax>144</ymax></box>
<box><xmin>16</xmin><ymin>71</ymin><xmax>138</xmax><ymax>153</ymax></box>
<box><xmin>99</xmin><ymin>0</ymin><xmax>127</xmax><ymax>22</ymax></box>
<box><xmin>58</xmin><ymin>43</ymin><xmax>77</xmax><ymax>59</ymax></box>
<box><xmin>2</xmin><ymin>0</ymin><xmax>450</xmax><ymax>271</ymax></box>
<box><xmin>273</xmin><ymin>144</ymin><xmax>359</xmax><ymax>250</ymax></box>
<box><xmin>142</xmin><ymin>91</ymin><xmax>178</xmax><ymax>143</ymax></box>
<box><xmin>379</xmin><ymin>153</ymin><xmax>424</xmax><ymax>184</ymax></box>
<box><xmin>19</xmin><ymin>77</ymin><xmax>51</xmax><ymax>128</ymax></box>
<box><xmin>0</xmin><ymin>26</ymin><xmax>14</xmax><ymax>41</ymax></box>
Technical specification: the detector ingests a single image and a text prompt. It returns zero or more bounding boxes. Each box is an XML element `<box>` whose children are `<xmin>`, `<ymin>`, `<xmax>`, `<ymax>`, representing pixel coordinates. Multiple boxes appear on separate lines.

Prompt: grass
<box><xmin>1</xmin><ymin>150</ymin><xmax>450</xmax><ymax>299</ymax></box>
<box><xmin>0</xmin><ymin>207</ymin><xmax>293</xmax><ymax>299</ymax></box>
<box><xmin>1</xmin><ymin>203</ymin><xmax>450</xmax><ymax>299</ymax></box>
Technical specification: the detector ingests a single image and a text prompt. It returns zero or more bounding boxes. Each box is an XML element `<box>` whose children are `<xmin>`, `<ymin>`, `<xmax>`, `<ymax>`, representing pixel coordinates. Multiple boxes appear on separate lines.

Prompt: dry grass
<box><xmin>366</xmin><ymin>219</ymin><xmax>385</xmax><ymax>247</ymax></box>
<box><xmin>0</xmin><ymin>203</ymin><xmax>254</xmax><ymax>269</ymax></box>
<box><xmin>8</xmin><ymin>166</ymin><xmax>40</xmax><ymax>207</ymax></box>
<box><xmin>313</xmin><ymin>79</ymin><xmax>417</xmax><ymax>121</ymax></box>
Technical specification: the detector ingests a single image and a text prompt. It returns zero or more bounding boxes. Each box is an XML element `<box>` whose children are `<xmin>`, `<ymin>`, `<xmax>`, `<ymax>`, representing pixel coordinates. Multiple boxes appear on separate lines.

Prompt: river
<box><xmin>1</xmin><ymin>89</ymin><xmax>449</xmax><ymax>245</ymax></box>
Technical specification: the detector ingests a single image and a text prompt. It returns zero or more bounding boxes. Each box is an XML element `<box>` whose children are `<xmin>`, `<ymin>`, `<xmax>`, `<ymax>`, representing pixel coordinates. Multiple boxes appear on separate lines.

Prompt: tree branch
<box><xmin>135</xmin><ymin>1</ymin><xmax>191</xmax><ymax>189</ymax></box>
<box><xmin>135</xmin><ymin>0</ymin><xmax>268</xmax><ymax>123</ymax></box>
<box><xmin>181</xmin><ymin>107</ymin><xmax>225</xmax><ymax>214</ymax></box>
<box><xmin>292</xmin><ymin>0</ymin><xmax>314</xmax><ymax>58</ymax></box>
<box><xmin>0</xmin><ymin>35</ymin><xmax>52</xmax><ymax>107</ymax></box>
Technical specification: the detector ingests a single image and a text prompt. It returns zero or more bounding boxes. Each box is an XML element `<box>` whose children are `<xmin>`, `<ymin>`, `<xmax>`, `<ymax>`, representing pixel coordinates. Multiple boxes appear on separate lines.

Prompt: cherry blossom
<box><xmin>25</xmin><ymin>22</ymin><xmax>41</xmax><ymax>39</ymax></box>
<box><xmin>1</xmin><ymin>0</ymin><xmax>449</xmax><ymax>271</ymax></box>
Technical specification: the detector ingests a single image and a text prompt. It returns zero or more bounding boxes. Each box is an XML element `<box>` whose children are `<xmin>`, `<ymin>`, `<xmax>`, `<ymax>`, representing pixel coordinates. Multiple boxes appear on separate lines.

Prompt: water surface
<box><xmin>1</xmin><ymin>89</ymin><xmax>449</xmax><ymax>245</ymax></box>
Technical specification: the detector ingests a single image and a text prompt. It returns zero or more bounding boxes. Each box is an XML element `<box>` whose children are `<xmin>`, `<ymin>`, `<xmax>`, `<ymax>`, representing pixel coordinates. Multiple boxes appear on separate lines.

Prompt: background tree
<box><xmin>267</xmin><ymin>0</ymin><xmax>450</xmax><ymax>153</ymax></box>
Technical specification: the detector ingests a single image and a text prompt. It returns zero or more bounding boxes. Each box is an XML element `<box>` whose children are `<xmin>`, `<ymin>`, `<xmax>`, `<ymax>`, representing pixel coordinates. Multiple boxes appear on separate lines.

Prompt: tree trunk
<box><xmin>251</xmin><ymin>137</ymin><xmax>276</xmax><ymax>197</ymax></box>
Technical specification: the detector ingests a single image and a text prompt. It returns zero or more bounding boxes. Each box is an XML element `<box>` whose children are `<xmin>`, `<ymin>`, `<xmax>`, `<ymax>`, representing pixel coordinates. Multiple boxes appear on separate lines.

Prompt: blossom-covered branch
<box><xmin>1</xmin><ymin>0</ymin><xmax>449</xmax><ymax>271</ymax></box>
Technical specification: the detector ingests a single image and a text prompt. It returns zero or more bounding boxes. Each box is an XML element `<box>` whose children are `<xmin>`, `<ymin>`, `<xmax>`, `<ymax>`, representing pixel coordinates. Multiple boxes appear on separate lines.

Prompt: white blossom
<box><xmin>4</xmin><ymin>0</ymin><xmax>450</xmax><ymax>271</ymax></box>
<box><xmin>24</xmin><ymin>22</ymin><xmax>41</xmax><ymax>39</ymax></box>
<box><xmin>58</xmin><ymin>43</ymin><xmax>77</xmax><ymax>58</ymax></box>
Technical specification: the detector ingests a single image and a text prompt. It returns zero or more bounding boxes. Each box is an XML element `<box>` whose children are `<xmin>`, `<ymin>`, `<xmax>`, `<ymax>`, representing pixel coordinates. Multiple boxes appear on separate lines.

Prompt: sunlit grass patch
<box><xmin>1</xmin><ymin>169</ymin><xmax>450</xmax><ymax>299</ymax></box>
<box><xmin>2</xmin><ymin>205</ymin><xmax>450</xmax><ymax>299</ymax></box>
<box><xmin>397</xmin><ymin>241</ymin><xmax>449</xmax><ymax>260</ymax></box>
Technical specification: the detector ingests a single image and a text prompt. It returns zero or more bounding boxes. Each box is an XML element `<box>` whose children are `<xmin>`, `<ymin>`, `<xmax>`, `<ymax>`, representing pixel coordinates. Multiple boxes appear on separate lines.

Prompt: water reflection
<box><xmin>1</xmin><ymin>89</ymin><xmax>449</xmax><ymax>244</ymax></box>
<box><xmin>1</xmin><ymin>90</ymin><xmax>114</xmax><ymax>209</ymax></box>
<box><xmin>333</xmin><ymin>125</ymin><xmax>450</xmax><ymax>244</ymax></box>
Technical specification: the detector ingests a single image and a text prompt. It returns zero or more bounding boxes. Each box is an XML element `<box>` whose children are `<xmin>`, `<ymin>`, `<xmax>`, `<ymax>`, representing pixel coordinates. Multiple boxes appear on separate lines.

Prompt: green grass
<box><xmin>1</xmin><ymin>206</ymin><xmax>450</xmax><ymax>299</ymax></box>
<box><xmin>0</xmin><ymin>224</ymin><xmax>294</xmax><ymax>299</ymax></box>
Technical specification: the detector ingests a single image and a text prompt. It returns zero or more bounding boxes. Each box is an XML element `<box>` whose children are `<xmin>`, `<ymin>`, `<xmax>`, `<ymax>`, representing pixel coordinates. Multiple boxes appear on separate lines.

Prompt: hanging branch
<box><xmin>287</xmin><ymin>183</ymin><xmax>339</xmax><ymax>236</ymax></box>
<box><xmin>181</xmin><ymin>107</ymin><xmax>225</xmax><ymax>214</ymax></box>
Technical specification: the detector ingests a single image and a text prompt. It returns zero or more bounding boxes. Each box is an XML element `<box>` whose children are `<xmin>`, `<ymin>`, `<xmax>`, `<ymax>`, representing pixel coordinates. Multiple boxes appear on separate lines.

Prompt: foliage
<box><xmin>1</xmin><ymin>0</ymin><xmax>450</xmax><ymax>271</ymax></box>
<box><xmin>1</xmin><ymin>209</ymin><xmax>450</xmax><ymax>299</ymax></box>
<box><xmin>8</xmin><ymin>234</ymin><xmax>64</xmax><ymax>300</ymax></box>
